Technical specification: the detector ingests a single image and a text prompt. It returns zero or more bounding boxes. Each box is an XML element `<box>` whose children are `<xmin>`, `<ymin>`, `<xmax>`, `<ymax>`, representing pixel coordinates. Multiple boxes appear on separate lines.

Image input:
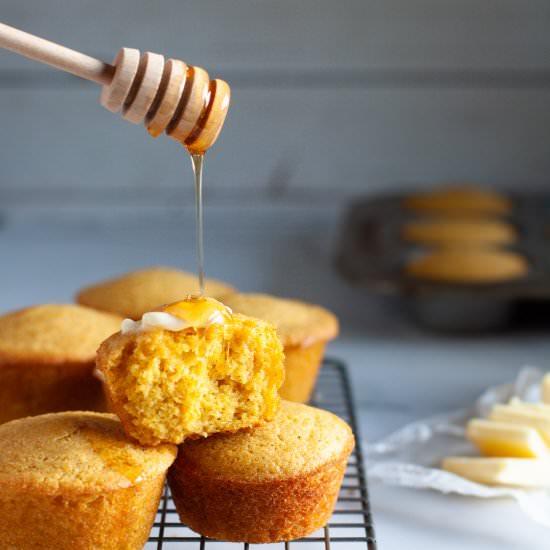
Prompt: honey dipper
<box><xmin>0</xmin><ymin>22</ymin><xmax>230</xmax><ymax>153</ymax></box>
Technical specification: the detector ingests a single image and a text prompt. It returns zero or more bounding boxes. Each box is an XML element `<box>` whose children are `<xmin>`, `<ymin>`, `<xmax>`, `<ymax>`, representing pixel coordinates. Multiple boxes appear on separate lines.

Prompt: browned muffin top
<box><xmin>402</xmin><ymin>219</ymin><xmax>517</xmax><ymax>246</ymax></box>
<box><xmin>403</xmin><ymin>186</ymin><xmax>512</xmax><ymax>215</ymax></box>
<box><xmin>222</xmin><ymin>293</ymin><xmax>338</xmax><ymax>347</ymax></box>
<box><xmin>406</xmin><ymin>248</ymin><xmax>528</xmax><ymax>284</ymax></box>
<box><xmin>0</xmin><ymin>412</ymin><xmax>176</xmax><ymax>493</ymax></box>
<box><xmin>76</xmin><ymin>266</ymin><xmax>235</xmax><ymax>319</ymax></box>
<box><xmin>179</xmin><ymin>401</ymin><xmax>353</xmax><ymax>481</ymax></box>
<box><xmin>0</xmin><ymin>304</ymin><xmax>122</xmax><ymax>364</ymax></box>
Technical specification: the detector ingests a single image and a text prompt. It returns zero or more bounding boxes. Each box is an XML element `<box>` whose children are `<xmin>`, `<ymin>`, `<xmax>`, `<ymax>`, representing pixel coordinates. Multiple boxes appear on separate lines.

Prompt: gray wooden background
<box><xmin>1</xmin><ymin>0</ymin><xmax>549</xmax><ymax>207</ymax></box>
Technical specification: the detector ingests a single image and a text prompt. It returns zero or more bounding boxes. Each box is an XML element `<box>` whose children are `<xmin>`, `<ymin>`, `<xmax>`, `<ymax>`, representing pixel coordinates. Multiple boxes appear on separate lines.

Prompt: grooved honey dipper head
<box><xmin>100</xmin><ymin>48</ymin><xmax>230</xmax><ymax>153</ymax></box>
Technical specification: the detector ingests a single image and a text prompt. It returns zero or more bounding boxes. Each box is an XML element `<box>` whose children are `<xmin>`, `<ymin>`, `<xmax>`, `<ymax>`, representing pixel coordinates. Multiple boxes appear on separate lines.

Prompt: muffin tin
<box><xmin>336</xmin><ymin>190</ymin><xmax>550</xmax><ymax>331</ymax></box>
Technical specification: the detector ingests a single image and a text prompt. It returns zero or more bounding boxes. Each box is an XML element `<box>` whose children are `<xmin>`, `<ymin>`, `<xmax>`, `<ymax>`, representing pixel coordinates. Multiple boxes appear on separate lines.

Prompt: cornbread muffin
<box><xmin>0</xmin><ymin>412</ymin><xmax>176</xmax><ymax>550</ymax></box>
<box><xmin>169</xmin><ymin>400</ymin><xmax>354</xmax><ymax>543</ymax></box>
<box><xmin>76</xmin><ymin>266</ymin><xmax>235</xmax><ymax>319</ymax></box>
<box><xmin>402</xmin><ymin>219</ymin><xmax>517</xmax><ymax>246</ymax></box>
<box><xmin>0</xmin><ymin>304</ymin><xmax>122</xmax><ymax>423</ymax></box>
<box><xmin>403</xmin><ymin>186</ymin><xmax>512</xmax><ymax>216</ymax></box>
<box><xmin>222</xmin><ymin>293</ymin><xmax>339</xmax><ymax>402</ymax></box>
<box><xmin>97</xmin><ymin>297</ymin><xmax>285</xmax><ymax>445</ymax></box>
<box><xmin>405</xmin><ymin>248</ymin><xmax>528</xmax><ymax>284</ymax></box>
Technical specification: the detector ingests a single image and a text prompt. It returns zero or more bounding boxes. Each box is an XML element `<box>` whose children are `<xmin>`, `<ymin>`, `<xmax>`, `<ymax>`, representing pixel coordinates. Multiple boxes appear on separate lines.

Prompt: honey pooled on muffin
<box><xmin>97</xmin><ymin>296</ymin><xmax>285</xmax><ymax>445</ymax></box>
<box><xmin>0</xmin><ymin>412</ymin><xmax>176</xmax><ymax>550</ymax></box>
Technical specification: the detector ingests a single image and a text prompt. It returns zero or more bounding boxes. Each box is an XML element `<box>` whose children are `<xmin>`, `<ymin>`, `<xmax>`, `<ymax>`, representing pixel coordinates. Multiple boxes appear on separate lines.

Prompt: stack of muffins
<box><xmin>402</xmin><ymin>186</ymin><xmax>528</xmax><ymax>284</ymax></box>
<box><xmin>0</xmin><ymin>266</ymin><xmax>350</xmax><ymax>548</ymax></box>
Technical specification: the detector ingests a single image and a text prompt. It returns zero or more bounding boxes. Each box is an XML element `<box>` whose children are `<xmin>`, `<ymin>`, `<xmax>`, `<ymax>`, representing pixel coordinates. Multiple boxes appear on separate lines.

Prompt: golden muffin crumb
<box><xmin>0</xmin><ymin>412</ymin><xmax>176</xmax><ymax>550</ymax></box>
<box><xmin>402</xmin><ymin>219</ymin><xmax>517</xmax><ymax>246</ymax></box>
<box><xmin>76</xmin><ymin>266</ymin><xmax>235</xmax><ymax>319</ymax></box>
<box><xmin>223</xmin><ymin>293</ymin><xmax>338</xmax><ymax>402</ymax></box>
<box><xmin>97</xmin><ymin>297</ymin><xmax>285</xmax><ymax>445</ymax></box>
<box><xmin>0</xmin><ymin>304</ymin><xmax>122</xmax><ymax>364</ymax></box>
<box><xmin>406</xmin><ymin>248</ymin><xmax>528</xmax><ymax>283</ymax></box>
<box><xmin>403</xmin><ymin>186</ymin><xmax>512</xmax><ymax>216</ymax></box>
<box><xmin>169</xmin><ymin>401</ymin><xmax>354</xmax><ymax>543</ymax></box>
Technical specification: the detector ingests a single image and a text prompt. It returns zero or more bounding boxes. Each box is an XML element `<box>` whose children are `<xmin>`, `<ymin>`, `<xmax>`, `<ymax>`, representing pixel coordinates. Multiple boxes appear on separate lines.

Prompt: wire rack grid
<box><xmin>146</xmin><ymin>358</ymin><xmax>377</xmax><ymax>550</ymax></box>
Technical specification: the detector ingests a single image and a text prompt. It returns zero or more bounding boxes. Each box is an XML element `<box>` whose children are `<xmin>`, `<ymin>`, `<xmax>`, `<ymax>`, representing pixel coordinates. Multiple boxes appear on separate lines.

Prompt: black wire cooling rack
<box><xmin>146</xmin><ymin>358</ymin><xmax>377</xmax><ymax>549</ymax></box>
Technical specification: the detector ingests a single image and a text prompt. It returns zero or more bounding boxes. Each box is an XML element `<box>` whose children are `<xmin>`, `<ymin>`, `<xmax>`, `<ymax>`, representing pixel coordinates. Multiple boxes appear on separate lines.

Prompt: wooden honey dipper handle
<box><xmin>0</xmin><ymin>22</ymin><xmax>114</xmax><ymax>84</ymax></box>
<box><xmin>0</xmin><ymin>21</ymin><xmax>230</xmax><ymax>152</ymax></box>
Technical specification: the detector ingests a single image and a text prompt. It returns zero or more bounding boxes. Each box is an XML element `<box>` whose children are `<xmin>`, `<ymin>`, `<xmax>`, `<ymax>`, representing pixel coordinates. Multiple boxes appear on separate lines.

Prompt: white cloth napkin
<box><xmin>365</xmin><ymin>367</ymin><xmax>550</xmax><ymax>527</ymax></box>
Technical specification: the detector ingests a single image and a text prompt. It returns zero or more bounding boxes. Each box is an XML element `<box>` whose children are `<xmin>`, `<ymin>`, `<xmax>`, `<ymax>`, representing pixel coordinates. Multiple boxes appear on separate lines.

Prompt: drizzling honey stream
<box><xmin>144</xmin><ymin>67</ymin><xmax>230</xmax><ymax>296</ymax></box>
<box><xmin>190</xmin><ymin>153</ymin><xmax>205</xmax><ymax>294</ymax></box>
<box><xmin>0</xmin><ymin>27</ymin><xmax>231</xmax><ymax>295</ymax></box>
<box><xmin>181</xmin><ymin>78</ymin><xmax>230</xmax><ymax>296</ymax></box>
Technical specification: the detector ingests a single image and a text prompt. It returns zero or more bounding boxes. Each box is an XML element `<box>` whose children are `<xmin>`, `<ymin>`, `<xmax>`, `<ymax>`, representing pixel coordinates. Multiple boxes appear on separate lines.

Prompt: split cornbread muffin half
<box><xmin>168</xmin><ymin>400</ymin><xmax>354</xmax><ymax>543</ymax></box>
<box><xmin>97</xmin><ymin>296</ymin><xmax>285</xmax><ymax>445</ymax></box>
<box><xmin>0</xmin><ymin>412</ymin><xmax>176</xmax><ymax>550</ymax></box>
<box><xmin>0</xmin><ymin>304</ymin><xmax>123</xmax><ymax>423</ymax></box>
<box><xmin>222</xmin><ymin>293</ymin><xmax>339</xmax><ymax>402</ymax></box>
<box><xmin>76</xmin><ymin>266</ymin><xmax>235</xmax><ymax>319</ymax></box>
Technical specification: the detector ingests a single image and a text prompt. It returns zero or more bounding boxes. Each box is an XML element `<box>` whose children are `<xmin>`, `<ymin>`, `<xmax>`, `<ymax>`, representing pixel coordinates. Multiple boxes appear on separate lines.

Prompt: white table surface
<box><xmin>1</xmin><ymin>203</ymin><xmax>549</xmax><ymax>549</ymax></box>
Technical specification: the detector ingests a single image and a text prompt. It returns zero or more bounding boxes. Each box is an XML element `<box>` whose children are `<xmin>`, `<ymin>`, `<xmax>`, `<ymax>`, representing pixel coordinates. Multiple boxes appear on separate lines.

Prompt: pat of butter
<box><xmin>508</xmin><ymin>397</ymin><xmax>550</xmax><ymax>417</ymax></box>
<box><xmin>121</xmin><ymin>297</ymin><xmax>231</xmax><ymax>335</ymax></box>
<box><xmin>489</xmin><ymin>405</ymin><xmax>550</xmax><ymax>446</ymax></box>
<box><xmin>442</xmin><ymin>457</ymin><xmax>550</xmax><ymax>488</ymax></box>
<box><xmin>122</xmin><ymin>312</ymin><xmax>189</xmax><ymax>334</ymax></box>
<box><xmin>466</xmin><ymin>418</ymin><xmax>550</xmax><ymax>459</ymax></box>
<box><xmin>542</xmin><ymin>373</ymin><xmax>550</xmax><ymax>404</ymax></box>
